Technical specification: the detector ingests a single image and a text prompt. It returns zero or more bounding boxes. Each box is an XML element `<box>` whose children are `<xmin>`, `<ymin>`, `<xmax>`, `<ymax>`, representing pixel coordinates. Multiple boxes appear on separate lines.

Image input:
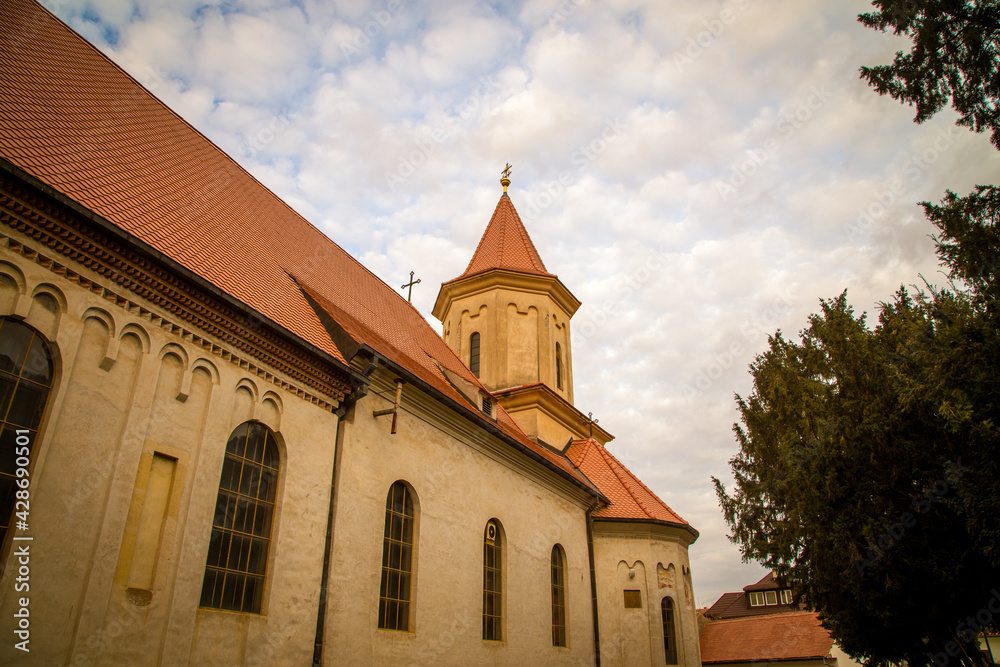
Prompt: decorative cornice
<box><xmin>0</xmin><ymin>170</ymin><xmax>353</xmax><ymax>410</ymax></box>
<box><xmin>591</xmin><ymin>517</ymin><xmax>700</xmax><ymax>544</ymax></box>
<box><xmin>432</xmin><ymin>268</ymin><xmax>581</xmax><ymax>321</ymax></box>
<box><xmin>494</xmin><ymin>383</ymin><xmax>615</xmax><ymax>445</ymax></box>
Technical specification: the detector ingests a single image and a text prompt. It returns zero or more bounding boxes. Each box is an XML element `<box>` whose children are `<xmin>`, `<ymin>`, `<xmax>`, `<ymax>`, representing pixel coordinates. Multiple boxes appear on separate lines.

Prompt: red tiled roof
<box><xmin>700</xmin><ymin>612</ymin><xmax>834</xmax><ymax>664</ymax></box>
<box><xmin>565</xmin><ymin>438</ymin><xmax>691</xmax><ymax>529</ymax></box>
<box><xmin>0</xmin><ymin>0</ymin><xmax>592</xmax><ymax>490</ymax></box>
<box><xmin>451</xmin><ymin>193</ymin><xmax>553</xmax><ymax>280</ymax></box>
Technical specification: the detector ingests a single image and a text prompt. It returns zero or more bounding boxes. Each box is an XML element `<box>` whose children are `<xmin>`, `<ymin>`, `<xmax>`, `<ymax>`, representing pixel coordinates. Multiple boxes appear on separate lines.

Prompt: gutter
<box><xmin>586</xmin><ymin>498</ymin><xmax>602</xmax><ymax>667</ymax></box>
<box><xmin>312</xmin><ymin>370</ymin><xmax>369</xmax><ymax>665</ymax></box>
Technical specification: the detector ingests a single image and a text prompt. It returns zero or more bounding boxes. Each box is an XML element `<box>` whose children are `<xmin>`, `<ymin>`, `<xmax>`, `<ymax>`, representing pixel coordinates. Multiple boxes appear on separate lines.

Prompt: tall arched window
<box><xmin>555</xmin><ymin>342</ymin><xmax>562</xmax><ymax>390</ymax></box>
<box><xmin>483</xmin><ymin>518</ymin><xmax>503</xmax><ymax>640</ymax></box>
<box><xmin>662</xmin><ymin>596</ymin><xmax>678</xmax><ymax>664</ymax></box>
<box><xmin>469</xmin><ymin>332</ymin><xmax>481</xmax><ymax>378</ymax></box>
<box><xmin>379</xmin><ymin>481</ymin><xmax>415</xmax><ymax>631</ymax></box>
<box><xmin>200</xmin><ymin>421</ymin><xmax>279</xmax><ymax>613</ymax></box>
<box><xmin>551</xmin><ymin>544</ymin><xmax>567</xmax><ymax>647</ymax></box>
<box><xmin>0</xmin><ymin>318</ymin><xmax>53</xmax><ymax>551</ymax></box>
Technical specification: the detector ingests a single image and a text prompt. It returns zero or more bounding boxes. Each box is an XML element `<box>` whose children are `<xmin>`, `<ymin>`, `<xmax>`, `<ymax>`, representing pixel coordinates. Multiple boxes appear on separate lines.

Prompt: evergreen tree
<box><xmin>714</xmin><ymin>2</ymin><xmax>1000</xmax><ymax>664</ymax></box>
<box><xmin>859</xmin><ymin>0</ymin><xmax>1000</xmax><ymax>148</ymax></box>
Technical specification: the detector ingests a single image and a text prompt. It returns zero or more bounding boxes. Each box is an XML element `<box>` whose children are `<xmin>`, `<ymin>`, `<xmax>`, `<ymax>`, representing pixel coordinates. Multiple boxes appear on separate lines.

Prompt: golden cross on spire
<box><xmin>501</xmin><ymin>163</ymin><xmax>512</xmax><ymax>193</ymax></box>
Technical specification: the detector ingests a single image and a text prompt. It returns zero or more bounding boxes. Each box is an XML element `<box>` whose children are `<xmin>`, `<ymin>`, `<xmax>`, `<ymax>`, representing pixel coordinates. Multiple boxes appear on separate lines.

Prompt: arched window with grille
<box><xmin>469</xmin><ymin>332</ymin><xmax>481</xmax><ymax>377</ymax></box>
<box><xmin>0</xmin><ymin>318</ymin><xmax>54</xmax><ymax>552</ymax></box>
<box><xmin>483</xmin><ymin>518</ymin><xmax>503</xmax><ymax>640</ymax></box>
<box><xmin>200</xmin><ymin>421</ymin><xmax>279</xmax><ymax>613</ymax></box>
<box><xmin>662</xmin><ymin>596</ymin><xmax>678</xmax><ymax>664</ymax></box>
<box><xmin>379</xmin><ymin>481</ymin><xmax>415</xmax><ymax>631</ymax></box>
<box><xmin>551</xmin><ymin>544</ymin><xmax>567</xmax><ymax>647</ymax></box>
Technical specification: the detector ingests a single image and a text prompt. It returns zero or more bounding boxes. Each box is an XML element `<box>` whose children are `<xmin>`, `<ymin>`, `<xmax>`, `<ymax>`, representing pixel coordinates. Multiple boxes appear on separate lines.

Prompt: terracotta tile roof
<box><xmin>451</xmin><ymin>194</ymin><xmax>553</xmax><ymax>280</ymax></box>
<box><xmin>0</xmin><ymin>0</ymin><xmax>593</xmax><ymax>491</ymax></box>
<box><xmin>700</xmin><ymin>612</ymin><xmax>834</xmax><ymax>664</ymax></box>
<box><xmin>564</xmin><ymin>438</ymin><xmax>691</xmax><ymax>530</ymax></box>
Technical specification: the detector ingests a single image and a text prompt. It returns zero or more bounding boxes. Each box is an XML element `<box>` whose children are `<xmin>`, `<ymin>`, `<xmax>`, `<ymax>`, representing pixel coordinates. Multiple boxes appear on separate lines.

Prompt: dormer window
<box><xmin>749</xmin><ymin>591</ymin><xmax>764</xmax><ymax>607</ymax></box>
<box><xmin>780</xmin><ymin>589</ymin><xmax>793</xmax><ymax>605</ymax></box>
<box><xmin>765</xmin><ymin>590</ymin><xmax>777</xmax><ymax>605</ymax></box>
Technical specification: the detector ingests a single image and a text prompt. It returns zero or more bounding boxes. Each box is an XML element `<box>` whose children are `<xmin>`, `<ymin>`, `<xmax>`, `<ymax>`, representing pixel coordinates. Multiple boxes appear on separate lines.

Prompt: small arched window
<box><xmin>0</xmin><ymin>318</ymin><xmax>54</xmax><ymax>551</ymax></box>
<box><xmin>379</xmin><ymin>481</ymin><xmax>415</xmax><ymax>631</ymax></box>
<box><xmin>662</xmin><ymin>596</ymin><xmax>678</xmax><ymax>664</ymax></box>
<box><xmin>551</xmin><ymin>544</ymin><xmax>567</xmax><ymax>647</ymax></box>
<box><xmin>555</xmin><ymin>342</ymin><xmax>562</xmax><ymax>390</ymax></box>
<box><xmin>200</xmin><ymin>421</ymin><xmax>279</xmax><ymax>613</ymax></box>
<box><xmin>483</xmin><ymin>519</ymin><xmax>503</xmax><ymax>640</ymax></box>
<box><xmin>469</xmin><ymin>332</ymin><xmax>481</xmax><ymax>378</ymax></box>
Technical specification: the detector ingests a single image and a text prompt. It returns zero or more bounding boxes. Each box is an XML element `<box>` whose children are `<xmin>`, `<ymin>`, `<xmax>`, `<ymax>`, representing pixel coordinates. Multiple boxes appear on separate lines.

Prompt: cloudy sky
<box><xmin>42</xmin><ymin>0</ymin><xmax>999</xmax><ymax>606</ymax></box>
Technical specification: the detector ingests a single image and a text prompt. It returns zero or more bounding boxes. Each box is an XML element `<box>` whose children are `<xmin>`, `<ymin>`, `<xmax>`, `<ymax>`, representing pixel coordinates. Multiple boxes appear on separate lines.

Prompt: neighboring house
<box><xmin>0</xmin><ymin>0</ymin><xmax>701</xmax><ymax>664</ymax></box>
<box><xmin>701</xmin><ymin>574</ymin><xmax>862</xmax><ymax>667</ymax></box>
<box><xmin>705</xmin><ymin>572</ymin><xmax>803</xmax><ymax>619</ymax></box>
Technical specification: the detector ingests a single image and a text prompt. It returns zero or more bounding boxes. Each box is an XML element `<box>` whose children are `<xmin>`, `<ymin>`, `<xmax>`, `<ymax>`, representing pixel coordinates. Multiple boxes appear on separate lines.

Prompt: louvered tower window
<box><xmin>555</xmin><ymin>342</ymin><xmax>562</xmax><ymax>390</ymax></box>
<box><xmin>469</xmin><ymin>332</ymin><xmax>481</xmax><ymax>377</ymax></box>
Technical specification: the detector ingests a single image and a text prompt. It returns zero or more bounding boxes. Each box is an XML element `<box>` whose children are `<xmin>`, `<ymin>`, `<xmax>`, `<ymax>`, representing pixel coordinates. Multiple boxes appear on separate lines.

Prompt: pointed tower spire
<box><xmin>433</xmin><ymin>169</ymin><xmax>613</xmax><ymax>448</ymax></box>
<box><xmin>458</xmin><ymin>192</ymin><xmax>551</xmax><ymax>280</ymax></box>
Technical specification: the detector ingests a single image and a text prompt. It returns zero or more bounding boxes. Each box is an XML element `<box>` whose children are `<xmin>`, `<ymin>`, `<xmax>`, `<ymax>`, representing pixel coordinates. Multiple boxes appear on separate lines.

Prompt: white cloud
<box><xmin>41</xmin><ymin>0</ymin><xmax>1000</xmax><ymax>609</ymax></box>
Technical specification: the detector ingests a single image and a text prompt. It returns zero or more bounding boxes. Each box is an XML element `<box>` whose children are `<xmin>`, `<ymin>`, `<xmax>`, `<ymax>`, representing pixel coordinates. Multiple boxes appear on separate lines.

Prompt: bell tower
<box><xmin>433</xmin><ymin>166</ymin><xmax>613</xmax><ymax>448</ymax></box>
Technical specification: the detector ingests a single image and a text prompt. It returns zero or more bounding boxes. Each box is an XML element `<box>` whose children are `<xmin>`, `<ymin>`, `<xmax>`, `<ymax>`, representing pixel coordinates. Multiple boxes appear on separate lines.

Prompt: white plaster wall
<box><xmin>592</xmin><ymin>522</ymin><xmax>701</xmax><ymax>667</ymax></box>
<box><xmin>322</xmin><ymin>374</ymin><xmax>597</xmax><ymax>666</ymax></box>
<box><xmin>0</xmin><ymin>239</ymin><xmax>342</xmax><ymax>667</ymax></box>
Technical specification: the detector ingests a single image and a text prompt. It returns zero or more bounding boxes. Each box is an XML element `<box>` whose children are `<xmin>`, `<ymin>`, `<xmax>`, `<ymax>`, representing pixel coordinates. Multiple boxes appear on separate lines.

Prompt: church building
<box><xmin>0</xmin><ymin>0</ymin><xmax>700</xmax><ymax>664</ymax></box>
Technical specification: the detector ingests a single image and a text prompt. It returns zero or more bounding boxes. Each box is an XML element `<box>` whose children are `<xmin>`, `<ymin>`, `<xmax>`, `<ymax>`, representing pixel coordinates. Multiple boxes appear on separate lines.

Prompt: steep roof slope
<box><xmin>0</xmin><ymin>0</ymin><xmax>591</xmax><ymax>488</ymax></box>
<box><xmin>565</xmin><ymin>438</ymin><xmax>694</xmax><ymax>534</ymax></box>
<box><xmin>700</xmin><ymin>612</ymin><xmax>834</xmax><ymax>664</ymax></box>
<box><xmin>744</xmin><ymin>571</ymin><xmax>780</xmax><ymax>591</ymax></box>
<box><xmin>452</xmin><ymin>194</ymin><xmax>552</xmax><ymax>280</ymax></box>
<box><xmin>704</xmin><ymin>592</ymin><xmax>748</xmax><ymax>619</ymax></box>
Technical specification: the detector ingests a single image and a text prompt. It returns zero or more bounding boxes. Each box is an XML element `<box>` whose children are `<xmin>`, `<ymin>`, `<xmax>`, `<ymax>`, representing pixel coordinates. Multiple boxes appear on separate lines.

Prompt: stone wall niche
<box><xmin>124</xmin><ymin>452</ymin><xmax>180</xmax><ymax>606</ymax></box>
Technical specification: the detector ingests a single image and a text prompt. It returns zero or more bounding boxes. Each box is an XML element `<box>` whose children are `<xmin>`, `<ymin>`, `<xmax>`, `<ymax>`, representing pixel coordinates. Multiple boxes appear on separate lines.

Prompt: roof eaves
<box><xmin>293</xmin><ymin>276</ymin><xmax>363</xmax><ymax>362</ymax></box>
<box><xmin>0</xmin><ymin>156</ymin><xmax>357</xmax><ymax>382</ymax></box>
<box><xmin>591</xmin><ymin>516</ymin><xmax>700</xmax><ymax>540</ymax></box>
<box><xmin>702</xmin><ymin>657</ymin><xmax>831</xmax><ymax>665</ymax></box>
<box><xmin>356</xmin><ymin>344</ymin><xmax>606</xmax><ymax>504</ymax></box>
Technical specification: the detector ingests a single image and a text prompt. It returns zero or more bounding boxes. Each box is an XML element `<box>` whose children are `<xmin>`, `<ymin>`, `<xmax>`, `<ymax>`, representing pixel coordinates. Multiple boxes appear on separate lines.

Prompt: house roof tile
<box><xmin>0</xmin><ymin>0</ymin><xmax>593</xmax><ymax>491</ymax></box>
<box><xmin>700</xmin><ymin>612</ymin><xmax>834</xmax><ymax>664</ymax></box>
<box><xmin>744</xmin><ymin>571</ymin><xmax>781</xmax><ymax>591</ymax></box>
<box><xmin>565</xmin><ymin>438</ymin><xmax>691</xmax><ymax>529</ymax></box>
<box><xmin>451</xmin><ymin>193</ymin><xmax>553</xmax><ymax>281</ymax></box>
